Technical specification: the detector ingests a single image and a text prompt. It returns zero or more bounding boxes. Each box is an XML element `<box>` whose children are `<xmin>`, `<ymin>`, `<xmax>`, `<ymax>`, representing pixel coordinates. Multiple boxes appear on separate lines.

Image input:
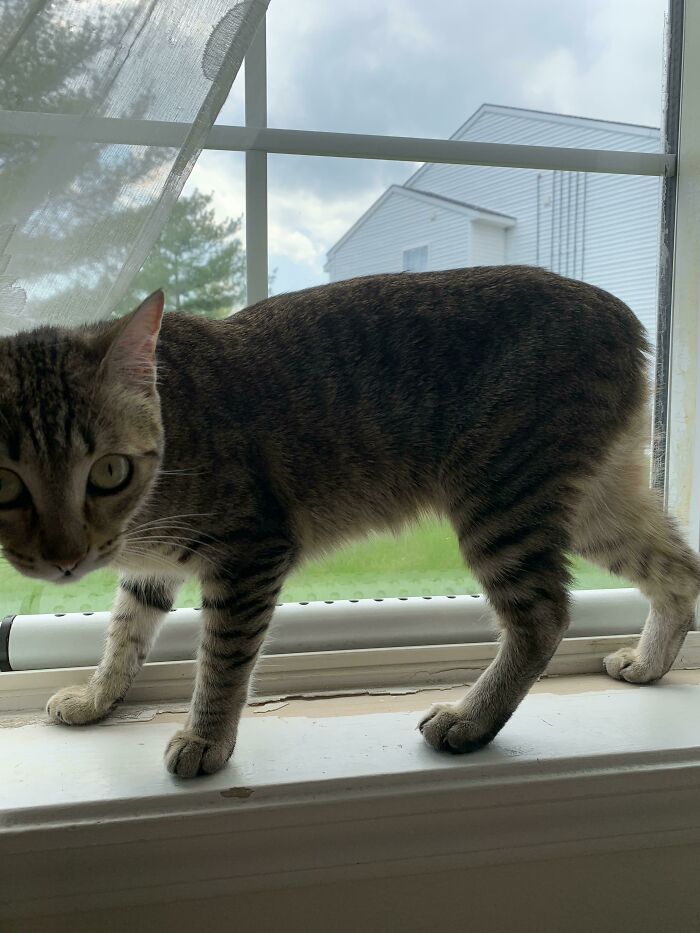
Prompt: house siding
<box><xmin>470</xmin><ymin>221</ymin><xmax>507</xmax><ymax>265</ymax></box>
<box><xmin>328</xmin><ymin>189</ymin><xmax>474</xmax><ymax>284</ymax></box>
<box><xmin>327</xmin><ymin>106</ymin><xmax>661</xmax><ymax>344</ymax></box>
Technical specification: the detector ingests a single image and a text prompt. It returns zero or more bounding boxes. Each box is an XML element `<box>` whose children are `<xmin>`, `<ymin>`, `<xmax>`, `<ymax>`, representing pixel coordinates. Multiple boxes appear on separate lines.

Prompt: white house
<box><xmin>326</xmin><ymin>105</ymin><xmax>662</xmax><ymax>344</ymax></box>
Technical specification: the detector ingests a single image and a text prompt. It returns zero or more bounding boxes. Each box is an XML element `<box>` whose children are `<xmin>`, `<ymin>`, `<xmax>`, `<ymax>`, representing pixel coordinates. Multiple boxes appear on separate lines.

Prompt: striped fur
<box><xmin>46</xmin><ymin>577</ymin><xmax>178</xmax><ymax>725</ymax></box>
<box><xmin>0</xmin><ymin>266</ymin><xmax>697</xmax><ymax>776</ymax></box>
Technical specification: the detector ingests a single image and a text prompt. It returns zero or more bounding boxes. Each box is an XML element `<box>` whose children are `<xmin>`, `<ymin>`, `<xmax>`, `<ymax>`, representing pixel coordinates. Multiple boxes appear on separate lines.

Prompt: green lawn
<box><xmin>0</xmin><ymin>518</ymin><xmax>626</xmax><ymax>617</ymax></box>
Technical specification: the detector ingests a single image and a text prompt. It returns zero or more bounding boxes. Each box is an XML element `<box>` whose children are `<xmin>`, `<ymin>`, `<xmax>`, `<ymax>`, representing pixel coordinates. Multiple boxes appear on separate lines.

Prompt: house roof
<box><xmin>449</xmin><ymin>103</ymin><xmax>660</xmax><ymax>144</ymax></box>
<box><xmin>404</xmin><ymin>103</ymin><xmax>661</xmax><ymax>192</ymax></box>
<box><xmin>326</xmin><ymin>185</ymin><xmax>515</xmax><ymax>260</ymax></box>
<box><xmin>407</xmin><ymin>187</ymin><xmax>516</xmax><ymax>220</ymax></box>
<box><xmin>326</xmin><ymin>104</ymin><xmax>661</xmax><ymax>261</ymax></box>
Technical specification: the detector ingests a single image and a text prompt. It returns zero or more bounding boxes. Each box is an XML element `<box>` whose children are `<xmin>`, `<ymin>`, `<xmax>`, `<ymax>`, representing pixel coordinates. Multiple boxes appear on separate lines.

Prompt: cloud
<box><xmin>194</xmin><ymin>0</ymin><xmax>669</xmax><ymax>295</ymax></box>
<box><xmin>520</xmin><ymin>0</ymin><xmax>667</xmax><ymax>126</ymax></box>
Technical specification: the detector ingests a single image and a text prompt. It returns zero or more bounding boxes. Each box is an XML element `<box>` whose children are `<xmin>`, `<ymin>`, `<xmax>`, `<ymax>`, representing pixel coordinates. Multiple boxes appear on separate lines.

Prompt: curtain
<box><xmin>0</xmin><ymin>0</ymin><xmax>269</xmax><ymax>334</ymax></box>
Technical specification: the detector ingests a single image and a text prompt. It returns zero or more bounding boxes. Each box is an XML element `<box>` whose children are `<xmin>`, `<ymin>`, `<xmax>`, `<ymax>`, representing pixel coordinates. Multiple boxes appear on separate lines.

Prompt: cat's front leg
<box><xmin>47</xmin><ymin>576</ymin><xmax>178</xmax><ymax>725</ymax></box>
<box><xmin>165</xmin><ymin>542</ymin><xmax>294</xmax><ymax>778</ymax></box>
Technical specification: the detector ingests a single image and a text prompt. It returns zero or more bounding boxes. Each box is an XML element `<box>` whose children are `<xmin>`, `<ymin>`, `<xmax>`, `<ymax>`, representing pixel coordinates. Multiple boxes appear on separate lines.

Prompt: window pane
<box><xmin>403</xmin><ymin>245</ymin><xmax>429</xmax><ymax>272</ymax></box>
<box><xmin>266</xmin><ymin>150</ymin><xmax>661</xmax><ymax>596</ymax></box>
<box><xmin>0</xmin><ymin>155</ymin><xmax>246</xmax><ymax>619</ymax></box>
<box><xmin>266</xmin><ymin>0</ymin><xmax>667</xmax><ymax>143</ymax></box>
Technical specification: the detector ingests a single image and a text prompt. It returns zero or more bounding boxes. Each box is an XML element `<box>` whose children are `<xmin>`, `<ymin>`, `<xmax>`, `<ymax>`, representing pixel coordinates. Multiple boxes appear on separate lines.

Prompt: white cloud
<box><xmin>268</xmin><ymin>182</ymin><xmax>389</xmax><ymax>276</ymax></box>
<box><xmin>189</xmin><ymin>0</ymin><xmax>670</xmax><ymax>295</ymax></box>
<box><xmin>520</xmin><ymin>0</ymin><xmax>666</xmax><ymax>126</ymax></box>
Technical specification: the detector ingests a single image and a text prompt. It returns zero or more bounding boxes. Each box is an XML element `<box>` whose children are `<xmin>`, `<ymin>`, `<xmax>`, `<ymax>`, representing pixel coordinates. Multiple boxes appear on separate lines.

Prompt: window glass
<box><xmin>403</xmin><ymin>245</ymin><xmax>429</xmax><ymax>272</ymax></box>
<box><xmin>266</xmin><ymin>0</ymin><xmax>668</xmax><ymax>145</ymax></box>
<box><xmin>0</xmin><ymin>2</ymin><xmax>670</xmax><ymax>617</ymax></box>
<box><xmin>261</xmin><ymin>151</ymin><xmax>660</xmax><ymax>599</ymax></box>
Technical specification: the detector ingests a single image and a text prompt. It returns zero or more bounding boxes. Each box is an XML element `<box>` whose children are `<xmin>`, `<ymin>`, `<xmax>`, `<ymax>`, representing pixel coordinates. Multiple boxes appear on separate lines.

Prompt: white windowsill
<box><xmin>4</xmin><ymin>669</ymin><xmax>700</xmax><ymax>921</ymax></box>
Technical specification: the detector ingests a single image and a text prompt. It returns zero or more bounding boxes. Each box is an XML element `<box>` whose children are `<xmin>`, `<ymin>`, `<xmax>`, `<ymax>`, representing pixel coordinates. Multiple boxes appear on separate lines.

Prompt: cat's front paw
<box><xmin>165</xmin><ymin>729</ymin><xmax>233</xmax><ymax>778</ymax></box>
<box><xmin>46</xmin><ymin>684</ymin><xmax>111</xmax><ymax>725</ymax></box>
<box><xmin>418</xmin><ymin>701</ymin><xmax>500</xmax><ymax>753</ymax></box>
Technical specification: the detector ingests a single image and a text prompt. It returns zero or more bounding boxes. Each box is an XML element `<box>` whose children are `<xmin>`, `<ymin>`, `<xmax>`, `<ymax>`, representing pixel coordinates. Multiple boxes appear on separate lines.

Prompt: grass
<box><xmin>0</xmin><ymin>518</ymin><xmax>626</xmax><ymax>617</ymax></box>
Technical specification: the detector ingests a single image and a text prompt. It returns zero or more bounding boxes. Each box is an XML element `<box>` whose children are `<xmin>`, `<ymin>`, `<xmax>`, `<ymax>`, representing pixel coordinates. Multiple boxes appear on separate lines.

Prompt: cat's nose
<box><xmin>53</xmin><ymin>557</ymin><xmax>83</xmax><ymax>575</ymax></box>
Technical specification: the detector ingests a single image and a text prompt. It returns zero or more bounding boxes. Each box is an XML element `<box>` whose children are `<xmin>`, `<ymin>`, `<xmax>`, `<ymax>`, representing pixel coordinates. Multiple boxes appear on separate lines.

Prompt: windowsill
<box><xmin>4</xmin><ymin>670</ymin><xmax>700</xmax><ymax>920</ymax></box>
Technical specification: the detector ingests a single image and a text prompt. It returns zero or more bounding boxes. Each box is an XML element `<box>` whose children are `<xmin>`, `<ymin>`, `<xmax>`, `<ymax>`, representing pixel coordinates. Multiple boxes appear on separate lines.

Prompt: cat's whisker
<box><xmin>125</xmin><ymin>527</ymin><xmax>223</xmax><ymax>549</ymax></box>
<box><xmin>124</xmin><ymin>516</ymin><xmax>215</xmax><ymax>538</ymax></box>
<box><xmin>127</xmin><ymin>511</ymin><xmax>214</xmax><ymax>531</ymax></box>
<box><xmin>123</xmin><ymin>535</ymin><xmax>223</xmax><ymax>568</ymax></box>
<box><xmin>123</xmin><ymin>528</ymin><xmax>223</xmax><ymax>550</ymax></box>
<box><xmin>119</xmin><ymin>545</ymin><xmax>183</xmax><ymax>573</ymax></box>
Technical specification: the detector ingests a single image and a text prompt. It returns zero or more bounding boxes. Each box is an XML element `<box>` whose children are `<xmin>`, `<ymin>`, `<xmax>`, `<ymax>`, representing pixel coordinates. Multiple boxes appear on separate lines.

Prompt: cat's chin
<box><xmin>50</xmin><ymin>568</ymin><xmax>91</xmax><ymax>585</ymax></box>
<box><xmin>5</xmin><ymin>560</ymin><xmax>102</xmax><ymax>586</ymax></box>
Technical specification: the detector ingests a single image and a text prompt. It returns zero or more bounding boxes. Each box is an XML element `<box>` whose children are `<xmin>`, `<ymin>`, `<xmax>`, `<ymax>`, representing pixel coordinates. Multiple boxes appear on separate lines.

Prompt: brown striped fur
<box><xmin>0</xmin><ymin>266</ymin><xmax>698</xmax><ymax>776</ymax></box>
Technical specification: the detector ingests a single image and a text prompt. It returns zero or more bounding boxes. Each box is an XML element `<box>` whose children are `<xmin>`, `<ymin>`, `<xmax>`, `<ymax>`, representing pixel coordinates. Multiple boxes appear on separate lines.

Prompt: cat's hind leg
<box><xmin>571</xmin><ymin>436</ymin><xmax>700</xmax><ymax>684</ymax></box>
<box><xmin>420</xmin><ymin>493</ymin><xmax>572</xmax><ymax>753</ymax></box>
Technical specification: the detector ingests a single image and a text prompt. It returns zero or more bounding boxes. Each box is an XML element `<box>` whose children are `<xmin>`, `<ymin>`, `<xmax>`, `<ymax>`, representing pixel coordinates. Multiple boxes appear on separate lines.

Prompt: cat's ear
<box><xmin>102</xmin><ymin>290</ymin><xmax>164</xmax><ymax>390</ymax></box>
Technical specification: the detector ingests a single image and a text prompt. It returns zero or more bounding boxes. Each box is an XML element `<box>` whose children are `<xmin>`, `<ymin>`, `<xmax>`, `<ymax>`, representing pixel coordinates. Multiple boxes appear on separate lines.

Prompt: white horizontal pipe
<box><xmin>2</xmin><ymin>590</ymin><xmax>648</xmax><ymax>671</ymax></box>
<box><xmin>0</xmin><ymin>111</ymin><xmax>674</xmax><ymax>177</ymax></box>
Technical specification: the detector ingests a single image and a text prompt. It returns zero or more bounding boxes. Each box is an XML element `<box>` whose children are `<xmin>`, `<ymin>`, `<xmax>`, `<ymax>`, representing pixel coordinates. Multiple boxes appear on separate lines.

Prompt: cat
<box><xmin>0</xmin><ymin>266</ymin><xmax>698</xmax><ymax>778</ymax></box>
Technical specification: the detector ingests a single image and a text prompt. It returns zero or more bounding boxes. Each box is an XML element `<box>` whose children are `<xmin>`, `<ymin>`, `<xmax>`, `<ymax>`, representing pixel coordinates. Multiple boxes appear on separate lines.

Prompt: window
<box><xmin>1</xmin><ymin>0</ymin><xmax>693</xmax><ymax>673</ymax></box>
<box><xmin>402</xmin><ymin>245</ymin><xmax>428</xmax><ymax>272</ymax></box>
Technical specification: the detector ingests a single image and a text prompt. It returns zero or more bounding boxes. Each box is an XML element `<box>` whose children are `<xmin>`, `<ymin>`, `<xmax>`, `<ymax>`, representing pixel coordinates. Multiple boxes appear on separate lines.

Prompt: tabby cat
<box><xmin>0</xmin><ymin>267</ymin><xmax>698</xmax><ymax>778</ymax></box>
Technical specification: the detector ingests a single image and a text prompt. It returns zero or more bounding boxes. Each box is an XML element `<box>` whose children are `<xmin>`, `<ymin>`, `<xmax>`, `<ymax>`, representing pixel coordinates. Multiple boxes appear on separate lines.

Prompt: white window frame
<box><xmin>402</xmin><ymin>243</ymin><xmax>429</xmax><ymax>273</ymax></box>
<box><xmin>8</xmin><ymin>10</ymin><xmax>700</xmax><ymax>922</ymax></box>
<box><xmin>0</xmin><ymin>1</ymin><xmax>696</xmax><ymax>677</ymax></box>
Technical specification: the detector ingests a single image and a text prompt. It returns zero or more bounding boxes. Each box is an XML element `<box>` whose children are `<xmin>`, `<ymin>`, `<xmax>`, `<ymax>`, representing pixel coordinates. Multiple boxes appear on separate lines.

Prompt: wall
<box><xmin>470</xmin><ymin>220</ymin><xmax>507</xmax><ymax>265</ymax></box>
<box><xmin>327</xmin><ymin>189</ymin><xmax>474</xmax><ymax>283</ymax></box>
<box><xmin>20</xmin><ymin>843</ymin><xmax>700</xmax><ymax>933</ymax></box>
<box><xmin>328</xmin><ymin>107</ymin><xmax>662</xmax><ymax>343</ymax></box>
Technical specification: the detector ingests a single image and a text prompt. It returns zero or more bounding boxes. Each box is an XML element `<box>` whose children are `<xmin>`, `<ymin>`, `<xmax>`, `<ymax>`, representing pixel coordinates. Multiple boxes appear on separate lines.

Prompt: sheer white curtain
<box><xmin>0</xmin><ymin>0</ymin><xmax>269</xmax><ymax>334</ymax></box>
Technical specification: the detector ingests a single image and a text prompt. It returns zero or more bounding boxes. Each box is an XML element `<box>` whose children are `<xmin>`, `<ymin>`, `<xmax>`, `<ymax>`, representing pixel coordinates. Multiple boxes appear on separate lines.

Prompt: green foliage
<box><xmin>0</xmin><ymin>0</ymin><xmax>158</xmax><ymax>237</ymax></box>
<box><xmin>121</xmin><ymin>191</ymin><xmax>246</xmax><ymax>319</ymax></box>
<box><xmin>0</xmin><ymin>519</ymin><xmax>625</xmax><ymax>617</ymax></box>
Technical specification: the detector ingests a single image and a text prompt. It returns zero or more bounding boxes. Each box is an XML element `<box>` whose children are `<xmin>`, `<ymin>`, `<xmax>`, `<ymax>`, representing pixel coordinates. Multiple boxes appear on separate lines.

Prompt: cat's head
<box><xmin>0</xmin><ymin>291</ymin><xmax>165</xmax><ymax>583</ymax></box>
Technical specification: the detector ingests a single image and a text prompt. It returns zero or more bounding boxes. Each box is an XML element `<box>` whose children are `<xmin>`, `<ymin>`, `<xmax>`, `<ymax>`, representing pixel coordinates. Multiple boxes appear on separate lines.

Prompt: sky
<box><xmin>185</xmin><ymin>0</ymin><xmax>669</xmax><ymax>298</ymax></box>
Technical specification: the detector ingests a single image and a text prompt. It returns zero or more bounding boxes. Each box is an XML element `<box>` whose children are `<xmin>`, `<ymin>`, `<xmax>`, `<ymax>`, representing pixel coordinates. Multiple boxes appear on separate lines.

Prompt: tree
<box><xmin>120</xmin><ymin>191</ymin><xmax>246</xmax><ymax>319</ymax></box>
<box><xmin>0</xmin><ymin>1</ymin><xmax>158</xmax><ymax>234</ymax></box>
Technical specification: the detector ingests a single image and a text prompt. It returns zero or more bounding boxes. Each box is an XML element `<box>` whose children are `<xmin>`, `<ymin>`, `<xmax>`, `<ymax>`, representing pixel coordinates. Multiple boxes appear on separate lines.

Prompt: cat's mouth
<box><xmin>2</xmin><ymin>548</ymin><xmax>115</xmax><ymax>585</ymax></box>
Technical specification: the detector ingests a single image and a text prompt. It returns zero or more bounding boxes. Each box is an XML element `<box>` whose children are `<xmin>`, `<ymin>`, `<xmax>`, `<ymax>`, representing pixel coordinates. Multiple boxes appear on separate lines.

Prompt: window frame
<box><xmin>401</xmin><ymin>243</ymin><xmax>429</xmax><ymax>273</ymax></box>
<box><xmin>6</xmin><ymin>11</ymin><xmax>700</xmax><ymax>915</ymax></box>
<box><xmin>0</xmin><ymin>0</ymin><xmax>694</xmax><ymax>666</ymax></box>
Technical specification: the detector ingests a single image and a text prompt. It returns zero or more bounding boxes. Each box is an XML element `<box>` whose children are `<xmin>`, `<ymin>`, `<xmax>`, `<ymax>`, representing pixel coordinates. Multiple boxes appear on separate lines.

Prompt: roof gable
<box><xmin>450</xmin><ymin>103</ymin><xmax>659</xmax><ymax>144</ymax></box>
<box><xmin>326</xmin><ymin>185</ymin><xmax>515</xmax><ymax>259</ymax></box>
<box><xmin>327</xmin><ymin>104</ymin><xmax>661</xmax><ymax>261</ymax></box>
<box><xmin>405</xmin><ymin>103</ymin><xmax>660</xmax><ymax>191</ymax></box>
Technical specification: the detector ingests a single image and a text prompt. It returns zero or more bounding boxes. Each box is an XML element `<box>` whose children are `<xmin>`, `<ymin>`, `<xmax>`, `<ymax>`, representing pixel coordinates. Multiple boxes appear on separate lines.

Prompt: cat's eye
<box><xmin>0</xmin><ymin>469</ymin><xmax>25</xmax><ymax>508</ymax></box>
<box><xmin>88</xmin><ymin>455</ymin><xmax>132</xmax><ymax>495</ymax></box>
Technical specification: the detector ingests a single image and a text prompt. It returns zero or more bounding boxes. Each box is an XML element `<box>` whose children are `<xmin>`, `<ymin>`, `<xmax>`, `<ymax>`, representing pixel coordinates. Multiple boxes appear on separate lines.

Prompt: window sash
<box><xmin>0</xmin><ymin>2</ymin><xmax>694</xmax><ymax>659</ymax></box>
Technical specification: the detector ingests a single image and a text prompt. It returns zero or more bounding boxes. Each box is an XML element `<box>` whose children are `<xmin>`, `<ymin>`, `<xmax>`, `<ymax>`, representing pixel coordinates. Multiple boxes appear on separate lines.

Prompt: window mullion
<box><xmin>244</xmin><ymin>16</ymin><xmax>268</xmax><ymax>305</ymax></box>
<box><xmin>665</xmin><ymin>0</ymin><xmax>700</xmax><ymax>549</ymax></box>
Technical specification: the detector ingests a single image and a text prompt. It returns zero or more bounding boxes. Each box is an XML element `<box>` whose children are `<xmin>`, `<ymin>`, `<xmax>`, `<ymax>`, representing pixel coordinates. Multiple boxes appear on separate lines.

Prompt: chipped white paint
<box><xmin>5</xmin><ymin>631</ymin><xmax>700</xmax><ymax>714</ymax></box>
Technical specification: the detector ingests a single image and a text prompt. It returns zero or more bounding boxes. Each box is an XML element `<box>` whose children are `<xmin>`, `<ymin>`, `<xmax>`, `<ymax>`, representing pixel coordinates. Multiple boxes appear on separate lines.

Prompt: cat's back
<box><xmin>166</xmin><ymin>266</ymin><xmax>646</xmax><ymax>381</ymax></box>
<box><xmin>161</xmin><ymin>265</ymin><xmax>645</xmax><ymax>348</ymax></box>
<box><xmin>154</xmin><ymin>266</ymin><xmax>649</xmax><ymax>526</ymax></box>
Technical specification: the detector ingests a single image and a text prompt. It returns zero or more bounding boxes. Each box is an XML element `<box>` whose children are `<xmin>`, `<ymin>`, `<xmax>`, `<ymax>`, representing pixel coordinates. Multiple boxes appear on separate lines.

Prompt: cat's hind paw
<box><xmin>604</xmin><ymin>647</ymin><xmax>661</xmax><ymax>684</ymax></box>
<box><xmin>46</xmin><ymin>684</ymin><xmax>110</xmax><ymax>725</ymax></box>
<box><xmin>165</xmin><ymin>729</ymin><xmax>232</xmax><ymax>778</ymax></box>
